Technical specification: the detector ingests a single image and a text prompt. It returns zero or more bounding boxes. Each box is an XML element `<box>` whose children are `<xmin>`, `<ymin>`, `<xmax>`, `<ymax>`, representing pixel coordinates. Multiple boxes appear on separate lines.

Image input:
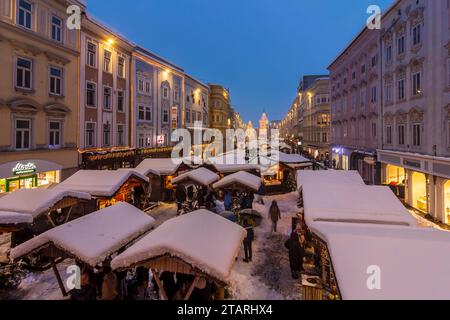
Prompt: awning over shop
<box><xmin>310</xmin><ymin>221</ymin><xmax>450</xmax><ymax>300</ymax></box>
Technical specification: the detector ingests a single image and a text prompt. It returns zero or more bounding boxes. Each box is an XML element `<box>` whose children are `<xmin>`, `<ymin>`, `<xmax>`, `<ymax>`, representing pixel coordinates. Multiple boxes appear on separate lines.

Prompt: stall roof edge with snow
<box><xmin>212</xmin><ymin>171</ymin><xmax>262</xmax><ymax>192</ymax></box>
<box><xmin>111</xmin><ymin>210</ymin><xmax>246</xmax><ymax>300</ymax></box>
<box><xmin>171</xmin><ymin>167</ymin><xmax>220</xmax><ymax>187</ymax></box>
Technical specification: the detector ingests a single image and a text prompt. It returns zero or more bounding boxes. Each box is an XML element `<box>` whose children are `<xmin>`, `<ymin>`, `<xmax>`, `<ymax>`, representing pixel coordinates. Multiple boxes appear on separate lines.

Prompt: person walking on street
<box><xmin>224</xmin><ymin>190</ymin><xmax>233</xmax><ymax>211</ymax></box>
<box><xmin>285</xmin><ymin>228</ymin><xmax>306</xmax><ymax>280</ymax></box>
<box><xmin>242</xmin><ymin>218</ymin><xmax>254</xmax><ymax>263</ymax></box>
<box><xmin>175</xmin><ymin>185</ymin><xmax>187</xmax><ymax>214</ymax></box>
<box><xmin>269</xmin><ymin>200</ymin><xmax>281</xmax><ymax>233</ymax></box>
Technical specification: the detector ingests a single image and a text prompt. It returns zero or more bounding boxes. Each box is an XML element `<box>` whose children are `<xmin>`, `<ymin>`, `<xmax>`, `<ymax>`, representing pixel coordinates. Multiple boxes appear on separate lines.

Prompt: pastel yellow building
<box><xmin>0</xmin><ymin>0</ymin><xmax>83</xmax><ymax>193</ymax></box>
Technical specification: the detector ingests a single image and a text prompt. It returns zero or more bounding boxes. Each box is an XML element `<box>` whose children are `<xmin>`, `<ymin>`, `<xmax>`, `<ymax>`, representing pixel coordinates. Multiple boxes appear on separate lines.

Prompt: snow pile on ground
<box><xmin>11</xmin><ymin>202</ymin><xmax>155</xmax><ymax>267</ymax></box>
<box><xmin>213</xmin><ymin>171</ymin><xmax>261</xmax><ymax>192</ymax></box>
<box><xmin>55</xmin><ymin>170</ymin><xmax>148</xmax><ymax>197</ymax></box>
<box><xmin>112</xmin><ymin>210</ymin><xmax>246</xmax><ymax>282</ymax></box>
<box><xmin>172</xmin><ymin>168</ymin><xmax>220</xmax><ymax>187</ymax></box>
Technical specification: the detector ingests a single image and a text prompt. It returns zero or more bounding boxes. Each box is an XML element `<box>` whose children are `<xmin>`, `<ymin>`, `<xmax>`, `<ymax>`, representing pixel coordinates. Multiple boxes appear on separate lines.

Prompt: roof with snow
<box><xmin>111</xmin><ymin>210</ymin><xmax>246</xmax><ymax>282</ymax></box>
<box><xmin>0</xmin><ymin>189</ymin><xmax>91</xmax><ymax>225</ymax></box>
<box><xmin>213</xmin><ymin>171</ymin><xmax>261</xmax><ymax>191</ymax></box>
<box><xmin>302</xmin><ymin>183</ymin><xmax>417</xmax><ymax>227</ymax></box>
<box><xmin>297</xmin><ymin>170</ymin><xmax>365</xmax><ymax>191</ymax></box>
<box><xmin>172</xmin><ymin>168</ymin><xmax>220</xmax><ymax>186</ymax></box>
<box><xmin>10</xmin><ymin>202</ymin><xmax>155</xmax><ymax>267</ymax></box>
<box><xmin>54</xmin><ymin>170</ymin><xmax>149</xmax><ymax>197</ymax></box>
<box><xmin>132</xmin><ymin>158</ymin><xmax>182</xmax><ymax>176</ymax></box>
<box><xmin>310</xmin><ymin>221</ymin><xmax>450</xmax><ymax>300</ymax></box>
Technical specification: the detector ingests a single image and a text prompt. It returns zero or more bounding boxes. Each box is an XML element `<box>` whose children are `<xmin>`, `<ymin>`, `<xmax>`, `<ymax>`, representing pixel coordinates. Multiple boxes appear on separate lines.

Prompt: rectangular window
<box><xmin>117</xmin><ymin>91</ymin><xmax>124</xmax><ymax>112</ymax></box>
<box><xmin>186</xmin><ymin>109</ymin><xmax>191</xmax><ymax>123</ymax></box>
<box><xmin>49</xmin><ymin>66</ymin><xmax>62</xmax><ymax>96</ymax></box>
<box><xmin>386</xmin><ymin>45</ymin><xmax>392</xmax><ymax>62</ymax></box>
<box><xmin>174</xmin><ymin>86</ymin><xmax>179</xmax><ymax>102</ymax></box>
<box><xmin>163</xmin><ymin>110</ymin><xmax>169</xmax><ymax>123</ymax></box>
<box><xmin>398</xmin><ymin>35</ymin><xmax>405</xmax><ymax>55</ymax></box>
<box><xmin>87</xmin><ymin>42</ymin><xmax>97</xmax><ymax>67</ymax></box>
<box><xmin>145</xmin><ymin>106</ymin><xmax>152</xmax><ymax>121</ymax></box>
<box><xmin>198</xmin><ymin>112</ymin><xmax>202</xmax><ymax>122</ymax></box>
<box><xmin>49</xmin><ymin>121</ymin><xmax>61</xmax><ymax>148</ymax></box>
<box><xmin>398</xmin><ymin>125</ymin><xmax>405</xmax><ymax>145</ymax></box>
<box><xmin>413</xmin><ymin>124</ymin><xmax>421</xmax><ymax>147</ymax></box>
<box><xmin>86</xmin><ymin>82</ymin><xmax>96</xmax><ymax>107</ymax></box>
<box><xmin>371</xmin><ymin>54</ymin><xmax>378</xmax><ymax>67</ymax></box>
<box><xmin>16</xmin><ymin>57</ymin><xmax>32</xmax><ymax>89</ymax></box>
<box><xmin>163</xmin><ymin>87</ymin><xmax>169</xmax><ymax>99</ymax></box>
<box><xmin>398</xmin><ymin>78</ymin><xmax>405</xmax><ymax>100</ymax></box>
<box><xmin>372</xmin><ymin>122</ymin><xmax>377</xmax><ymax>139</ymax></box>
<box><xmin>322</xmin><ymin>132</ymin><xmax>328</xmax><ymax>143</ymax></box>
<box><xmin>351</xmin><ymin>94</ymin><xmax>356</xmax><ymax>113</ymax></box>
<box><xmin>413</xmin><ymin>24</ymin><xmax>421</xmax><ymax>46</ymax></box>
<box><xmin>361</xmin><ymin>64</ymin><xmax>366</xmax><ymax>74</ymax></box>
<box><xmin>118</xmin><ymin>56</ymin><xmax>125</xmax><ymax>78</ymax></box>
<box><xmin>360</xmin><ymin>88</ymin><xmax>366</xmax><ymax>106</ymax></box>
<box><xmin>386</xmin><ymin>126</ymin><xmax>392</xmax><ymax>145</ymax></box>
<box><xmin>138</xmin><ymin>105</ymin><xmax>145</xmax><ymax>121</ymax></box>
<box><xmin>103</xmin><ymin>86</ymin><xmax>112</xmax><ymax>110</ymax></box>
<box><xmin>371</xmin><ymin>86</ymin><xmax>377</xmax><ymax>103</ymax></box>
<box><xmin>117</xmin><ymin>124</ymin><xmax>124</xmax><ymax>146</ymax></box>
<box><xmin>103</xmin><ymin>123</ymin><xmax>111</xmax><ymax>146</ymax></box>
<box><xmin>412</xmin><ymin>72</ymin><xmax>421</xmax><ymax>96</ymax></box>
<box><xmin>103</xmin><ymin>50</ymin><xmax>112</xmax><ymax>73</ymax></box>
<box><xmin>15</xmin><ymin>119</ymin><xmax>31</xmax><ymax>150</ymax></box>
<box><xmin>51</xmin><ymin>16</ymin><xmax>62</xmax><ymax>42</ymax></box>
<box><xmin>85</xmin><ymin>122</ymin><xmax>96</xmax><ymax>148</ymax></box>
<box><xmin>138</xmin><ymin>78</ymin><xmax>144</xmax><ymax>93</ymax></box>
<box><xmin>385</xmin><ymin>82</ymin><xmax>392</xmax><ymax>103</ymax></box>
<box><xmin>145</xmin><ymin>81</ymin><xmax>151</xmax><ymax>95</ymax></box>
<box><xmin>192</xmin><ymin>111</ymin><xmax>196</xmax><ymax>123</ymax></box>
<box><xmin>18</xmin><ymin>0</ymin><xmax>32</xmax><ymax>29</ymax></box>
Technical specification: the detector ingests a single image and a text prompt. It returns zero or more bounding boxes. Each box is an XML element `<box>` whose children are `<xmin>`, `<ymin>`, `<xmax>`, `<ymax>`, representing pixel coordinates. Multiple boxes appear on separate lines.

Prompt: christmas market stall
<box><xmin>309</xmin><ymin>221</ymin><xmax>450</xmax><ymax>300</ymax></box>
<box><xmin>0</xmin><ymin>189</ymin><xmax>91</xmax><ymax>249</ymax></box>
<box><xmin>54</xmin><ymin>170</ymin><xmax>149</xmax><ymax>210</ymax></box>
<box><xmin>128</xmin><ymin>158</ymin><xmax>190</xmax><ymax>204</ymax></box>
<box><xmin>111</xmin><ymin>209</ymin><xmax>246</xmax><ymax>300</ymax></box>
<box><xmin>213</xmin><ymin>171</ymin><xmax>262</xmax><ymax>216</ymax></box>
<box><xmin>260</xmin><ymin>151</ymin><xmax>313</xmax><ymax>194</ymax></box>
<box><xmin>10</xmin><ymin>202</ymin><xmax>155</xmax><ymax>297</ymax></box>
<box><xmin>171</xmin><ymin>168</ymin><xmax>220</xmax><ymax>213</ymax></box>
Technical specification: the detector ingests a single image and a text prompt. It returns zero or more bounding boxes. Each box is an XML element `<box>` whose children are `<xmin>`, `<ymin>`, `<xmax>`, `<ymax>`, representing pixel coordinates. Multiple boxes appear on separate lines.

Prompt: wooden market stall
<box><xmin>54</xmin><ymin>170</ymin><xmax>149</xmax><ymax>210</ymax></box>
<box><xmin>10</xmin><ymin>202</ymin><xmax>155</xmax><ymax>297</ymax></box>
<box><xmin>0</xmin><ymin>189</ymin><xmax>91</xmax><ymax>249</ymax></box>
<box><xmin>171</xmin><ymin>167</ymin><xmax>220</xmax><ymax>188</ymax></box>
<box><xmin>309</xmin><ymin>221</ymin><xmax>450</xmax><ymax>300</ymax></box>
<box><xmin>129</xmin><ymin>158</ymin><xmax>190</xmax><ymax>204</ymax></box>
<box><xmin>111</xmin><ymin>209</ymin><xmax>246</xmax><ymax>300</ymax></box>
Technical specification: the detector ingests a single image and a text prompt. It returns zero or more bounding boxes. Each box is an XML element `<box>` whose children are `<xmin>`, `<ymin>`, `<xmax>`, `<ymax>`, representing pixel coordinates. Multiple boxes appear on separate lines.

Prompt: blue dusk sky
<box><xmin>88</xmin><ymin>0</ymin><xmax>393</xmax><ymax>124</ymax></box>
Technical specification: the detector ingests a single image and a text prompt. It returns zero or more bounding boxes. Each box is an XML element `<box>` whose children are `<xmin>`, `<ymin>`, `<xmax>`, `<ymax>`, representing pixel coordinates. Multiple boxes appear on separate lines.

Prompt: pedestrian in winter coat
<box><xmin>224</xmin><ymin>191</ymin><xmax>233</xmax><ymax>211</ymax></box>
<box><xmin>242</xmin><ymin>218</ymin><xmax>254</xmax><ymax>263</ymax></box>
<box><xmin>269</xmin><ymin>200</ymin><xmax>281</xmax><ymax>233</ymax></box>
<box><xmin>175</xmin><ymin>185</ymin><xmax>187</xmax><ymax>212</ymax></box>
<box><xmin>255</xmin><ymin>184</ymin><xmax>265</xmax><ymax>205</ymax></box>
<box><xmin>285</xmin><ymin>230</ymin><xmax>306</xmax><ymax>280</ymax></box>
<box><xmin>100</xmin><ymin>266</ymin><xmax>118</xmax><ymax>300</ymax></box>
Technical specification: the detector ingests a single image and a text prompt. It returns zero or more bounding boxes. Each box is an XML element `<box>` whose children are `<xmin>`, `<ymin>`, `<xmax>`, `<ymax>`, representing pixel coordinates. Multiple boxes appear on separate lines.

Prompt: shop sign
<box><xmin>157</xmin><ymin>135</ymin><xmax>165</xmax><ymax>145</ymax></box>
<box><xmin>12</xmin><ymin>162</ymin><xmax>37</xmax><ymax>175</ymax></box>
<box><xmin>403</xmin><ymin>159</ymin><xmax>421</xmax><ymax>170</ymax></box>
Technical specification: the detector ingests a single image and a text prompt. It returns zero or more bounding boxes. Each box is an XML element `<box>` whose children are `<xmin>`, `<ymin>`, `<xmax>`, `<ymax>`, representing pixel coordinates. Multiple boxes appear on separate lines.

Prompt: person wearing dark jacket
<box><xmin>285</xmin><ymin>230</ymin><xmax>306</xmax><ymax>279</ymax></box>
<box><xmin>242</xmin><ymin>218</ymin><xmax>254</xmax><ymax>263</ymax></box>
<box><xmin>175</xmin><ymin>185</ymin><xmax>187</xmax><ymax>213</ymax></box>
<box><xmin>269</xmin><ymin>200</ymin><xmax>281</xmax><ymax>233</ymax></box>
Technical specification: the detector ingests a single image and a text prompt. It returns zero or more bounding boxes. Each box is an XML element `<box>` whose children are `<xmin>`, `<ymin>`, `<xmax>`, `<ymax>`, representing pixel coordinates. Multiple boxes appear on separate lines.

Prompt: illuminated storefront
<box><xmin>0</xmin><ymin>160</ymin><xmax>62</xmax><ymax>193</ymax></box>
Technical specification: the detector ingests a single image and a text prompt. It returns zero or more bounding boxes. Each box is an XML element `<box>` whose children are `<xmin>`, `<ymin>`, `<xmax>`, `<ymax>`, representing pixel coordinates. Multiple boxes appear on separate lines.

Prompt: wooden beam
<box><xmin>46</xmin><ymin>214</ymin><xmax>56</xmax><ymax>228</ymax></box>
<box><xmin>184</xmin><ymin>276</ymin><xmax>200</xmax><ymax>301</ymax></box>
<box><xmin>151</xmin><ymin>269</ymin><xmax>168</xmax><ymax>301</ymax></box>
<box><xmin>64</xmin><ymin>205</ymin><xmax>74</xmax><ymax>224</ymax></box>
<box><xmin>51</xmin><ymin>258</ymin><xmax>67</xmax><ymax>297</ymax></box>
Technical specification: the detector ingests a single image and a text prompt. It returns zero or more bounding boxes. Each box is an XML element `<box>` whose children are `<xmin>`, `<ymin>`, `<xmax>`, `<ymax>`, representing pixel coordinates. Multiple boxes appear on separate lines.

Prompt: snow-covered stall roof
<box><xmin>303</xmin><ymin>183</ymin><xmax>417</xmax><ymax>226</ymax></box>
<box><xmin>213</xmin><ymin>163</ymin><xmax>260</xmax><ymax>174</ymax></box>
<box><xmin>0</xmin><ymin>189</ymin><xmax>91</xmax><ymax>225</ymax></box>
<box><xmin>10</xmin><ymin>202</ymin><xmax>155</xmax><ymax>267</ymax></box>
<box><xmin>297</xmin><ymin>170</ymin><xmax>365</xmax><ymax>191</ymax></box>
<box><xmin>273</xmin><ymin>151</ymin><xmax>311</xmax><ymax>164</ymax></box>
<box><xmin>279</xmin><ymin>142</ymin><xmax>293</xmax><ymax>151</ymax></box>
<box><xmin>54</xmin><ymin>170</ymin><xmax>149</xmax><ymax>197</ymax></box>
<box><xmin>171</xmin><ymin>168</ymin><xmax>220</xmax><ymax>186</ymax></box>
<box><xmin>132</xmin><ymin>158</ymin><xmax>181</xmax><ymax>176</ymax></box>
<box><xmin>111</xmin><ymin>210</ymin><xmax>246</xmax><ymax>282</ymax></box>
<box><xmin>213</xmin><ymin>171</ymin><xmax>262</xmax><ymax>191</ymax></box>
<box><xmin>310</xmin><ymin>221</ymin><xmax>450</xmax><ymax>300</ymax></box>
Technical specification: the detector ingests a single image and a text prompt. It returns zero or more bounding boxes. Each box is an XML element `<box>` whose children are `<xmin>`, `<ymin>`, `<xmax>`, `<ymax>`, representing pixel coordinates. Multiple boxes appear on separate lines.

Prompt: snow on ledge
<box><xmin>0</xmin><ymin>211</ymin><xmax>33</xmax><ymax>225</ymax></box>
<box><xmin>111</xmin><ymin>210</ymin><xmax>246</xmax><ymax>282</ymax></box>
<box><xmin>131</xmin><ymin>158</ymin><xmax>182</xmax><ymax>176</ymax></box>
<box><xmin>10</xmin><ymin>202</ymin><xmax>155</xmax><ymax>267</ymax></box>
<box><xmin>172</xmin><ymin>168</ymin><xmax>220</xmax><ymax>186</ymax></box>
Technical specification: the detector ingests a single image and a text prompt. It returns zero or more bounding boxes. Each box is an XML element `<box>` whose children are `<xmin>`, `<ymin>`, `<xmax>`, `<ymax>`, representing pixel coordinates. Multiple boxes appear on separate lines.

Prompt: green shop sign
<box><xmin>12</xmin><ymin>162</ymin><xmax>37</xmax><ymax>175</ymax></box>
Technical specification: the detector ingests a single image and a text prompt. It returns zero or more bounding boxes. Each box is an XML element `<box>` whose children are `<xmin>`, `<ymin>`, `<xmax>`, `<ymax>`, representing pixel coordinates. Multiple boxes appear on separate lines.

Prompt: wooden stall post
<box><xmin>215</xmin><ymin>286</ymin><xmax>225</xmax><ymax>300</ymax></box>
<box><xmin>184</xmin><ymin>276</ymin><xmax>200</xmax><ymax>300</ymax></box>
<box><xmin>50</xmin><ymin>258</ymin><xmax>67</xmax><ymax>297</ymax></box>
<box><xmin>151</xmin><ymin>269</ymin><xmax>169</xmax><ymax>300</ymax></box>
